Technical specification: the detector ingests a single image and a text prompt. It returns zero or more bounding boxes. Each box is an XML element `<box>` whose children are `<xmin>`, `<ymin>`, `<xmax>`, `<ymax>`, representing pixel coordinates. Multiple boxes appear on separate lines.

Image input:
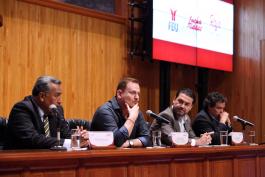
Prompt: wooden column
<box><xmin>260</xmin><ymin>40</ymin><xmax>265</xmax><ymax>143</ymax></box>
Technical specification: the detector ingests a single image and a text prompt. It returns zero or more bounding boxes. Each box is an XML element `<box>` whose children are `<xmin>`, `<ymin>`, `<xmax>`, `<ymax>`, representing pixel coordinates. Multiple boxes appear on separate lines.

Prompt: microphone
<box><xmin>49</xmin><ymin>104</ymin><xmax>59</xmax><ymax>116</ymax></box>
<box><xmin>146</xmin><ymin>110</ymin><xmax>170</xmax><ymax>124</ymax></box>
<box><xmin>49</xmin><ymin>104</ymin><xmax>57</xmax><ymax>110</ymax></box>
<box><xmin>49</xmin><ymin>104</ymin><xmax>62</xmax><ymax>129</ymax></box>
<box><xmin>48</xmin><ymin>104</ymin><xmax>67</xmax><ymax>151</ymax></box>
<box><xmin>233</xmin><ymin>116</ymin><xmax>254</xmax><ymax>126</ymax></box>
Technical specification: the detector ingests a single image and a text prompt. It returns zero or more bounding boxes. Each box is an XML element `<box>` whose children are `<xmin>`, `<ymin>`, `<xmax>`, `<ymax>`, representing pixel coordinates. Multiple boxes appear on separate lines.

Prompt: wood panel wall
<box><xmin>1</xmin><ymin>146</ymin><xmax>265</xmax><ymax>177</ymax></box>
<box><xmin>208</xmin><ymin>0</ymin><xmax>265</xmax><ymax>143</ymax></box>
<box><xmin>0</xmin><ymin>0</ymin><xmax>160</xmax><ymax>119</ymax></box>
<box><xmin>170</xmin><ymin>64</ymin><xmax>198</xmax><ymax>117</ymax></box>
<box><xmin>0</xmin><ymin>0</ymin><xmax>265</xmax><ymax>143</ymax></box>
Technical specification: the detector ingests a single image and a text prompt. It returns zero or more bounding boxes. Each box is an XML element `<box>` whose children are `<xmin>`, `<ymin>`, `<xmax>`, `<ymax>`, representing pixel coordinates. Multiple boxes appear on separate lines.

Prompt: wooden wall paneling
<box><xmin>208</xmin><ymin>0</ymin><xmax>265</xmax><ymax>142</ymax></box>
<box><xmin>0</xmin><ymin>0</ymin><xmax>130</xmax><ymax>119</ymax></box>
<box><xmin>2</xmin><ymin>0</ymin><xmax>265</xmax><ymax>131</ymax></box>
<box><xmin>170</xmin><ymin>64</ymin><xmax>198</xmax><ymax>118</ymax></box>
<box><xmin>30</xmin><ymin>169</ymin><xmax>76</xmax><ymax>177</ymax></box>
<box><xmin>209</xmin><ymin>159</ymin><xmax>233</xmax><ymax>177</ymax></box>
<box><xmin>19</xmin><ymin>0</ymin><xmax>126</xmax><ymax>24</ymax></box>
<box><xmin>132</xmin><ymin>163</ymin><xmax>170</xmax><ymax>177</ymax></box>
<box><xmin>172</xmin><ymin>160</ymin><xmax>204</xmax><ymax>177</ymax></box>
<box><xmin>1</xmin><ymin>146</ymin><xmax>265</xmax><ymax>177</ymax></box>
<box><xmin>260</xmin><ymin>156</ymin><xmax>265</xmax><ymax>177</ymax></box>
<box><xmin>261</xmin><ymin>40</ymin><xmax>265</xmax><ymax>143</ymax></box>
<box><xmin>237</xmin><ymin>157</ymin><xmax>256</xmax><ymax>177</ymax></box>
<box><xmin>0</xmin><ymin>0</ymin><xmax>161</xmax><ymax>121</ymax></box>
<box><xmin>115</xmin><ymin>0</ymin><xmax>128</xmax><ymax>17</ymax></box>
<box><xmin>0</xmin><ymin>14</ymin><xmax>2</xmax><ymax>27</ymax></box>
<box><xmin>126</xmin><ymin>59</ymin><xmax>160</xmax><ymax>121</ymax></box>
<box><xmin>84</xmin><ymin>166</ymin><xmax>128</xmax><ymax>177</ymax></box>
<box><xmin>0</xmin><ymin>172</ymin><xmax>22</xmax><ymax>177</ymax></box>
<box><xmin>256</xmin><ymin>156</ymin><xmax>260</xmax><ymax>177</ymax></box>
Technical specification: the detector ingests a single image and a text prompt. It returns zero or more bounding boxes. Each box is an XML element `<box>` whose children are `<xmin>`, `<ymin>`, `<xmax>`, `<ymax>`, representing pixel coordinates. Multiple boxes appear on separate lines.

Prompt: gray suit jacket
<box><xmin>150</xmin><ymin>107</ymin><xmax>196</xmax><ymax>146</ymax></box>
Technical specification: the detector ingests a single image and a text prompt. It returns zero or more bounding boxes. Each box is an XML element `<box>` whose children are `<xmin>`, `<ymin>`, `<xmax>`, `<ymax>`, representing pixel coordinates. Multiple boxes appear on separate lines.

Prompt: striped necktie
<box><xmin>43</xmin><ymin>115</ymin><xmax>50</xmax><ymax>137</ymax></box>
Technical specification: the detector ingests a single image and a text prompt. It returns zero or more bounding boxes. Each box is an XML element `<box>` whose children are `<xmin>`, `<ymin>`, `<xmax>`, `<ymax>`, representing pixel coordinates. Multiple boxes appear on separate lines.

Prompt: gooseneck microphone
<box><xmin>146</xmin><ymin>110</ymin><xmax>170</xmax><ymax>124</ymax></box>
<box><xmin>233</xmin><ymin>116</ymin><xmax>254</xmax><ymax>127</ymax></box>
<box><xmin>49</xmin><ymin>104</ymin><xmax>66</xmax><ymax>151</ymax></box>
<box><xmin>49</xmin><ymin>104</ymin><xmax>64</xmax><ymax>126</ymax></box>
<box><xmin>49</xmin><ymin>104</ymin><xmax>59</xmax><ymax>116</ymax></box>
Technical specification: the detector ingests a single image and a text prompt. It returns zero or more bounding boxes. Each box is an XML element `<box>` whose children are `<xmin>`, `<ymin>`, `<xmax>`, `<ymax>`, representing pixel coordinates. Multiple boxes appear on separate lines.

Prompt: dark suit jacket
<box><xmin>6</xmin><ymin>96</ymin><xmax>71</xmax><ymax>149</ymax></box>
<box><xmin>150</xmin><ymin>107</ymin><xmax>196</xmax><ymax>146</ymax></box>
<box><xmin>192</xmin><ymin>109</ymin><xmax>232</xmax><ymax>145</ymax></box>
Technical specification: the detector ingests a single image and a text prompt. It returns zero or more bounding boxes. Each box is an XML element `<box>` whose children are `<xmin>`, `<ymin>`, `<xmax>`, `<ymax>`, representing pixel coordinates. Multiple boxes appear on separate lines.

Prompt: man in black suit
<box><xmin>6</xmin><ymin>76</ymin><xmax>87</xmax><ymax>149</ymax></box>
<box><xmin>192</xmin><ymin>92</ymin><xmax>232</xmax><ymax>145</ymax></box>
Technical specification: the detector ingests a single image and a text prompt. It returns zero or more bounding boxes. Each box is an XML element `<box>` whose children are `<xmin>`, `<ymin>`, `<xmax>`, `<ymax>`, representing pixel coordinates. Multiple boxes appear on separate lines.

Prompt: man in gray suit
<box><xmin>150</xmin><ymin>88</ymin><xmax>211</xmax><ymax>146</ymax></box>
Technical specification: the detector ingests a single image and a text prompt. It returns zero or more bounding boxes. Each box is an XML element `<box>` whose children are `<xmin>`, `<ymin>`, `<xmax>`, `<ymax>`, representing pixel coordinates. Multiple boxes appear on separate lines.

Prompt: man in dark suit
<box><xmin>6</xmin><ymin>76</ymin><xmax>86</xmax><ymax>149</ymax></box>
<box><xmin>150</xmin><ymin>88</ymin><xmax>211</xmax><ymax>146</ymax></box>
<box><xmin>192</xmin><ymin>92</ymin><xmax>232</xmax><ymax>145</ymax></box>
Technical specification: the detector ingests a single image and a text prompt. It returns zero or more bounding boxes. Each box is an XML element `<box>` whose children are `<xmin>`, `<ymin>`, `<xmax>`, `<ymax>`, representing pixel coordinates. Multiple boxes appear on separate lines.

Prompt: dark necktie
<box><xmin>43</xmin><ymin>115</ymin><xmax>50</xmax><ymax>137</ymax></box>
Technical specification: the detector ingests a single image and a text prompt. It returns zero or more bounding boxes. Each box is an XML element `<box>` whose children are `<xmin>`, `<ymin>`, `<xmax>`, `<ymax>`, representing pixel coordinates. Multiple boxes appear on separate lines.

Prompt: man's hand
<box><xmin>125</xmin><ymin>103</ymin><xmax>139</xmax><ymax>122</ymax></box>
<box><xmin>219</xmin><ymin>111</ymin><xmax>230</xmax><ymax>125</ymax></box>
<box><xmin>196</xmin><ymin>132</ymin><xmax>212</xmax><ymax>146</ymax></box>
<box><xmin>124</xmin><ymin>103</ymin><xmax>139</xmax><ymax>138</ymax></box>
<box><xmin>121</xmin><ymin>140</ymin><xmax>130</xmax><ymax>148</ymax></box>
<box><xmin>79</xmin><ymin>128</ymin><xmax>90</xmax><ymax>148</ymax></box>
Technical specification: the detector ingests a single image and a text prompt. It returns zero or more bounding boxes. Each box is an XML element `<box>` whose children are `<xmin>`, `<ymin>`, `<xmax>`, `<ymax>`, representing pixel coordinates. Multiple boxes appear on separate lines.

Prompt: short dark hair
<box><xmin>175</xmin><ymin>88</ymin><xmax>196</xmax><ymax>104</ymax></box>
<box><xmin>116</xmin><ymin>77</ymin><xmax>139</xmax><ymax>91</ymax></box>
<box><xmin>32</xmin><ymin>76</ymin><xmax>61</xmax><ymax>96</ymax></box>
<box><xmin>203</xmin><ymin>92</ymin><xmax>227</xmax><ymax>109</ymax></box>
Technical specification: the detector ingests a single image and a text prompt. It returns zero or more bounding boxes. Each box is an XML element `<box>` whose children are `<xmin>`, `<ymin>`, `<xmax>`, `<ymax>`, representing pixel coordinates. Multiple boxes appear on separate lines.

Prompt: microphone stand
<box><xmin>238</xmin><ymin>121</ymin><xmax>249</xmax><ymax>145</ymax></box>
<box><xmin>241</xmin><ymin>122</ymin><xmax>247</xmax><ymax>131</ymax></box>
<box><xmin>151</xmin><ymin>120</ymin><xmax>165</xmax><ymax>147</ymax></box>
<box><xmin>50</xmin><ymin>111</ymin><xmax>67</xmax><ymax>151</ymax></box>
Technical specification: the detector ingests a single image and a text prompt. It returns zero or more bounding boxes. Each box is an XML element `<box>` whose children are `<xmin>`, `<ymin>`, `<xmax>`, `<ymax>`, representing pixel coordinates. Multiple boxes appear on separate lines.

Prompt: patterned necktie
<box><xmin>43</xmin><ymin>115</ymin><xmax>50</xmax><ymax>137</ymax></box>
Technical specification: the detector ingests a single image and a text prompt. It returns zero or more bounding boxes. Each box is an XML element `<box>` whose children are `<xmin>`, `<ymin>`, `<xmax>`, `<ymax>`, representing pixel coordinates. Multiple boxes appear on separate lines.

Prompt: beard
<box><xmin>173</xmin><ymin>107</ymin><xmax>186</xmax><ymax>117</ymax></box>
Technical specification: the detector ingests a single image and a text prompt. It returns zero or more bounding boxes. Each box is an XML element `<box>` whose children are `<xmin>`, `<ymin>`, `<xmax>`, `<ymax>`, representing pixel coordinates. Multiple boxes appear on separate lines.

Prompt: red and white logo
<box><xmin>170</xmin><ymin>9</ymin><xmax>177</xmax><ymax>21</ymax></box>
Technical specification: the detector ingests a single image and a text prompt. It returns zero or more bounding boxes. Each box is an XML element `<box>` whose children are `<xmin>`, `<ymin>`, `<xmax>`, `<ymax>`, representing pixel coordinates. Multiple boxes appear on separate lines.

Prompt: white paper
<box><xmin>88</xmin><ymin>131</ymin><xmax>114</xmax><ymax>147</ymax></box>
<box><xmin>229</xmin><ymin>132</ymin><xmax>243</xmax><ymax>144</ymax></box>
<box><xmin>171</xmin><ymin>132</ymin><xmax>189</xmax><ymax>145</ymax></box>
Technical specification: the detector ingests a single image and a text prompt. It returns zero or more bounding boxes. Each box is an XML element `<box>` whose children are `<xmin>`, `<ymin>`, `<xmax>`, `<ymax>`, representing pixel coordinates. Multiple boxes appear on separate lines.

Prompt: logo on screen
<box><xmin>210</xmin><ymin>15</ymin><xmax>221</xmax><ymax>31</ymax></box>
<box><xmin>168</xmin><ymin>9</ymin><xmax>178</xmax><ymax>32</ymax></box>
<box><xmin>187</xmin><ymin>16</ymin><xmax>202</xmax><ymax>31</ymax></box>
<box><xmin>170</xmin><ymin>9</ymin><xmax>177</xmax><ymax>21</ymax></box>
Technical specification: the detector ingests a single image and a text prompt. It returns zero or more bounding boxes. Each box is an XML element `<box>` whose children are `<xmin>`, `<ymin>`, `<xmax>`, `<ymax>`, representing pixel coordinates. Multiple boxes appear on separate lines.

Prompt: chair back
<box><xmin>67</xmin><ymin>118</ymin><xmax>90</xmax><ymax>130</ymax></box>
<box><xmin>0</xmin><ymin>116</ymin><xmax>7</xmax><ymax>149</ymax></box>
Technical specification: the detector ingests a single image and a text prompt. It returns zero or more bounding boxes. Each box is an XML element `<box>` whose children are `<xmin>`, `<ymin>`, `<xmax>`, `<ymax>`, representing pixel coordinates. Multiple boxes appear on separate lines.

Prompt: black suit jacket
<box><xmin>192</xmin><ymin>109</ymin><xmax>232</xmax><ymax>145</ymax></box>
<box><xmin>6</xmin><ymin>96</ymin><xmax>71</xmax><ymax>149</ymax></box>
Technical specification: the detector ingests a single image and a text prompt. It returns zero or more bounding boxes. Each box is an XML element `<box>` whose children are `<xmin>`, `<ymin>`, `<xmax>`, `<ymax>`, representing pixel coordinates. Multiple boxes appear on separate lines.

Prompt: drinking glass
<box><xmin>219</xmin><ymin>131</ymin><xmax>228</xmax><ymax>146</ymax></box>
<box><xmin>152</xmin><ymin>130</ymin><xmax>161</xmax><ymax>147</ymax></box>
<box><xmin>71</xmin><ymin>129</ymin><xmax>81</xmax><ymax>149</ymax></box>
<box><xmin>249</xmin><ymin>131</ymin><xmax>256</xmax><ymax>145</ymax></box>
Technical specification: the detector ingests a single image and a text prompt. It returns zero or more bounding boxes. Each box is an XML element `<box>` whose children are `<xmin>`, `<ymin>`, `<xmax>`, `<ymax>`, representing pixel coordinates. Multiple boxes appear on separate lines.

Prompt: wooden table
<box><xmin>1</xmin><ymin>145</ymin><xmax>265</xmax><ymax>177</ymax></box>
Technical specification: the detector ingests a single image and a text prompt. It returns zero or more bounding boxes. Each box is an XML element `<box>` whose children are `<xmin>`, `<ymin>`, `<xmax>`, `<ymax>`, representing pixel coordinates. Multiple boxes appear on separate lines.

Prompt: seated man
<box><xmin>91</xmin><ymin>77</ymin><xmax>150</xmax><ymax>148</ymax></box>
<box><xmin>150</xmin><ymin>88</ymin><xmax>211</xmax><ymax>146</ymax></box>
<box><xmin>6</xmin><ymin>76</ymin><xmax>88</xmax><ymax>149</ymax></box>
<box><xmin>192</xmin><ymin>92</ymin><xmax>232</xmax><ymax>145</ymax></box>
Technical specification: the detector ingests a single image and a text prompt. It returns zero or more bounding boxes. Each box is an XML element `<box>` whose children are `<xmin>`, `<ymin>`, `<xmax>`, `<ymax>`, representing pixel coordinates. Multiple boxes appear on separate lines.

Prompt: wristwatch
<box><xmin>191</xmin><ymin>139</ymin><xmax>196</xmax><ymax>147</ymax></box>
<box><xmin>129</xmin><ymin>140</ymin><xmax>134</xmax><ymax>148</ymax></box>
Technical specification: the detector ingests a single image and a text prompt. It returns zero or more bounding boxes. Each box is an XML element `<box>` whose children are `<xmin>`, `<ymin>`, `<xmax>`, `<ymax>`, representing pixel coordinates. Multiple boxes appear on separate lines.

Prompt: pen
<box><xmin>201</xmin><ymin>131</ymin><xmax>214</xmax><ymax>136</ymax></box>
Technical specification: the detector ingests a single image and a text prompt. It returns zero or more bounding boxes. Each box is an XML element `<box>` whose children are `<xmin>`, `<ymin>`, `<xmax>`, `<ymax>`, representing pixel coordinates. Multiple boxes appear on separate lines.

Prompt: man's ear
<box><xmin>188</xmin><ymin>105</ymin><xmax>193</xmax><ymax>112</ymax></box>
<box><xmin>116</xmin><ymin>89</ymin><xmax>123</xmax><ymax>99</ymax></box>
<box><xmin>39</xmin><ymin>92</ymin><xmax>46</xmax><ymax>102</ymax></box>
<box><xmin>172</xmin><ymin>97</ymin><xmax>177</xmax><ymax>105</ymax></box>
